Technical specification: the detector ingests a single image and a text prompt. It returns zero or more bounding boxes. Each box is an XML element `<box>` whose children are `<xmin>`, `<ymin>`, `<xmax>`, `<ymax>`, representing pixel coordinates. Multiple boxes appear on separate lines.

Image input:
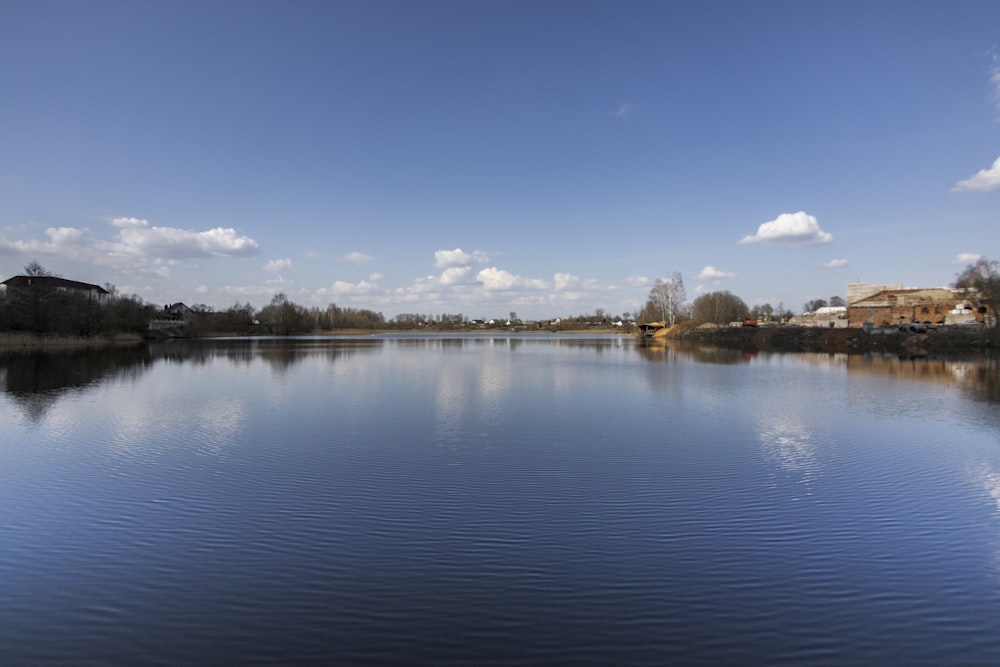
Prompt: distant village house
<box><xmin>163</xmin><ymin>302</ymin><xmax>194</xmax><ymax>318</ymax></box>
<box><xmin>788</xmin><ymin>306</ymin><xmax>848</xmax><ymax>328</ymax></box>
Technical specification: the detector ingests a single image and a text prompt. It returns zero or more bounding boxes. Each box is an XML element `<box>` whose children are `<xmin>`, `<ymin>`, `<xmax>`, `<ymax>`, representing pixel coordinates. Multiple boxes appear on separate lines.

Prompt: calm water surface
<box><xmin>2</xmin><ymin>334</ymin><xmax>1000</xmax><ymax>665</ymax></box>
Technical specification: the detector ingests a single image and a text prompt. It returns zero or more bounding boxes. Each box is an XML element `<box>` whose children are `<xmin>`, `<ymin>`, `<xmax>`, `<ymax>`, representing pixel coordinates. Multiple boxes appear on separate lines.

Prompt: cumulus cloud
<box><xmin>740</xmin><ymin>211</ymin><xmax>833</xmax><ymax>246</ymax></box>
<box><xmin>554</xmin><ymin>272</ymin><xmax>581</xmax><ymax>291</ymax></box>
<box><xmin>321</xmin><ymin>279</ymin><xmax>382</xmax><ymax>297</ymax></box>
<box><xmin>952</xmin><ymin>156</ymin><xmax>1000</xmax><ymax>192</ymax></box>
<box><xmin>434</xmin><ymin>248</ymin><xmax>490</xmax><ymax>268</ymax></box>
<box><xmin>46</xmin><ymin>227</ymin><xmax>85</xmax><ymax>244</ymax></box>
<box><xmin>214</xmin><ymin>284</ymin><xmax>278</xmax><ymax>301</ymax></box>
<box><xmin>955</xmin><ymin>252</ymin><xmax>984</xmax><ymax>264</ymax></box>
<box><xmin>476</xmin><ymin>267</ymin><xmax>548</xmax><ymax>291</ymax></box>
<box><xmin>697</xmin><ymin>265</ymin><xmax>735</xmax><ymax>280</ymax></box>
<box><xmin>0</xmin><ymin>226</ymin><xmax>84</xmax><ymax>255</ymax></box>
<box><xmin>264</xmin><ymin>258</ymin><xmax>292</xmax><ymax>273</ymax></box>
<box><xmin>439</xmin><ymin>266</ymin><xmax>474</xmax><ymax>286</ymax></box>
<box><xmin>340</xmin><ymin>251</ymin><xmax>374</xmax><ymax>263</ymax></box>
<box><xmin>626</xmin><ymin>275</ymin><xmax>650</xmax><ymax>288</ymax></box>
<box><xmin>109</xmin><ymin>217</ymin><xmax>258</xmax><ymax>258</ymax></box>
<box><xmin>394</xmin><ymin>276</ymin><xmax>441</xmax><ymax>299</ymax></box>
<box><xmin>823</xmin><ymin>258</ymin><xmax>848</xmax><ymax>268</ymax></box>
<box><xmin>13</xmin><ymin>216</ymin><xmax>256</xmax><ymax>281</ymax></box>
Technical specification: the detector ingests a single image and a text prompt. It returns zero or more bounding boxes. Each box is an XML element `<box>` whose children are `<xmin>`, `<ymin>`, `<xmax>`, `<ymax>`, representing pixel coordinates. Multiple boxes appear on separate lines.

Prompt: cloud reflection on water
<box><xmin>757</xmin><ymin>415</ymin><xmax>822</xmax><ymax>495</ymax></box>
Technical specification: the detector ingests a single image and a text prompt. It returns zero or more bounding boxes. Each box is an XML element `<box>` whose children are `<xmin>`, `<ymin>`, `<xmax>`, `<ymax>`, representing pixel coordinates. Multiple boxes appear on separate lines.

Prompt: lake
<box><xmin>2</xmin><ymin>334</ymin><xmax>1000</xmax><ymax>665</ymax></box>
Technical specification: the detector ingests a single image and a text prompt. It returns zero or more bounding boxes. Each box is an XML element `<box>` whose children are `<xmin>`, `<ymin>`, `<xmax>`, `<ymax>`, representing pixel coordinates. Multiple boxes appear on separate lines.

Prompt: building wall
<box><xmin>847</xmin><ymin>288</ymin><xmax>967</xmax><ymax>328</ymax></box>
<box><xmin>789</xmin><ymin>307</ymin><xmax>848</xmax><ymax>328</ymax></box>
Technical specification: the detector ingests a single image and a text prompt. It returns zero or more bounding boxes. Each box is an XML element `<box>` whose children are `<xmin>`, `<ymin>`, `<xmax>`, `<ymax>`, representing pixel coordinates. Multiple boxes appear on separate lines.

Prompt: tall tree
<box><xmin>257</xmin><ymin>293</ymin><xmax>311</xmax><ymax>335</ymax></box>
<box><xmin>751</xmin><ymin>303</ymin><xmax>774</xmax><ymax>320</ymax></box>
<box><xmin>646</xmin><ymin>272</ymin><xmax>686</xmax><ymax>326</ymax></box>
<box><xmin>691</xmin><ymin>291</ymin><xmax>749</xmax><ymax>325</ymax></box>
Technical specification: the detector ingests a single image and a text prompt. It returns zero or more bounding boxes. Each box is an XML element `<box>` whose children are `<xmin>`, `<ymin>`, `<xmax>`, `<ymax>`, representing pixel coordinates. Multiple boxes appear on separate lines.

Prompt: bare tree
<box><xmin>751</xmin><ymin>303</ymin><xmax>775</xmax><ymax>320</ymax></box>
<box><xmin>646</xmin><ymin>272</ymin><xmax>686</xmax><ymax>326</ymax></box>
<box><xmin>803</xmin><ymin>299</ymin><xmax>828</xmax><ymax>314</ymax></box>
<box><xmin>24</xmin><ymin>260</ymin><xmax>52</xmax><ymax>277</ymax></box>
<box><xmin>692</xmin><ymin>291</ymin><xmax>749</xmax><ymax>325</ymax></box>
<box><xmin>954</xmin><ymin>257</ymin><xmax>1000</xmax><ymax>327</ymax></box>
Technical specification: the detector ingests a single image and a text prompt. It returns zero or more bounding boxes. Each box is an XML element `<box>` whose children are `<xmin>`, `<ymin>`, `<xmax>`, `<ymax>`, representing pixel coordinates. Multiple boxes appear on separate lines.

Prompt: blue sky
<box><xmin>2</xmin><ymin>0</ymin><xmax>999</xmax><ymax>319</ymax></box>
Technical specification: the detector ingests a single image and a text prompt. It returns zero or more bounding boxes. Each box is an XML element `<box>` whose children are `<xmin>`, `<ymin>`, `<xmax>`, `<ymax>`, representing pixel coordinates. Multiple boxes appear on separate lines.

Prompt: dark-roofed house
<box><xmin>2</xmin><ymin>275</ymin><xmax>110</xmax><ymax>302</ymax></box>
<box><xmin>163</xmin><ymin>302</ymin><xmax>194</xmax><ymax>318</ymax></box>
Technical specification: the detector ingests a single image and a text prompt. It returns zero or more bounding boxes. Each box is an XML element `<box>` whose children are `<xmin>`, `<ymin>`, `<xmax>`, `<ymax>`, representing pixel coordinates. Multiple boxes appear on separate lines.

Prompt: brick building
<box><xmin>845</xmin><ymin>283</ymin><xmax>981</xmax><ymax>328</ymax></box>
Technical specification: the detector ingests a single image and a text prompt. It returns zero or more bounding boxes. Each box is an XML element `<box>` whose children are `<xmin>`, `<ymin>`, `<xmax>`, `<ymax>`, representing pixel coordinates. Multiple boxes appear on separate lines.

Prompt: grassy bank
<box><xmin>0</xmin><ymin>332</ymin><xmax>145</xmax><ymax>351</ymax></box>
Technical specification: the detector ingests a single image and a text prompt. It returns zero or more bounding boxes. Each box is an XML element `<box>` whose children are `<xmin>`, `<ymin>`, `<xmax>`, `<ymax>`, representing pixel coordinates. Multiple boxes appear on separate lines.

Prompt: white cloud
<box><xmin>955</xmin><ymin>252</ymin><xmax>984</xmax><ymax>264</ymax></box>
<box><xmin>434</xmin><ymin>248</ymin><xmax>490</xmax><ymax>268</ymax></box>
<box><xmin>740</xmin><ymin>211</ymin><xmax>833</xmax><ymax>246</ymax></box>
<box><xmin>394</xmin><ymin>276</ymin><xmax>441</xmax><ymax>299</ymax></box>
<box><xmin>556</xmin><ymin>290</ymin><xmax>588</xmax><ymax>302</ymax></box>
<box><xmin>321</xmin><ymin>279</ymin><xmax>382</xmax><ymax>297</ymax></box>
<box><xmin>109</xmin><ymin>217</ymin><xmax>258</xmax><ymax>258</ymax></box>
<box><xmin>46</xmin><ymin>227</ymin><xmax>84</xmax><ymax>244</ymax></box>
<box><xmin>368</xmin><ymin>272</ymin><xmax>383</xmax><ymax>281</ymax></box>
<box><xmin>340</xmin><ymin>251</ymin><xmax>374</xmax><ymax>264</ymax></box>
<box><xmin>697</xmin><ymin>265</ymin><xmax>735</xmax><ymax>280</ymax></box>
<box><xmin>952</xmin><ymin>156</ymin><xmax>1000</xmax><ymax>193</ymax></box>
<box><xmin>554</xmin><ymin>272</ymin><xmax>581</xmax><ymax>291</ymax></box>
<box><xmin>264</xmin><ymin>258</ymin><xmax>292</xmax><ymax>273</ymax></box>
<box><xmin>626</xmin><ymin>275</ymin><xmax>650</xmax><ymax>288</ymax></box>
<box><xmin>0</xmin><ymin>226</ymin><xmax>85</xmax><ymax>255</ymax></box>
<box><xmin>476</xmin><ymin>267</ymin><xmax>548</xmax><ymax>291</ymax></box>
<box><xmin>216</xmin><ymin>284</ymin><xmax>277</xmax><ymax>300</ymax></box>
<box><xmin>265</xmin><ymin>277</ymin><xmax>291</xmax><ymax>288</ymax></box>
<box><xmin>439</xmin><ymin>266</ymin><xmax>474</xmax><ymax>286</ymax></box>
<box><xmin>823</xmin><ymin>258</ymin><xmax>848</xmax><ymax>268</ymax></box>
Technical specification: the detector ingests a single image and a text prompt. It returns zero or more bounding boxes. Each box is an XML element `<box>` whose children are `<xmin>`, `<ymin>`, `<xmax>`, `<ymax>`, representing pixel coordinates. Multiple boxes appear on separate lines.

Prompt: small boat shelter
<box><xmin>637</xmin><ymin>321</ymin><xmax>666</xmax><ymax>337</ymax></box>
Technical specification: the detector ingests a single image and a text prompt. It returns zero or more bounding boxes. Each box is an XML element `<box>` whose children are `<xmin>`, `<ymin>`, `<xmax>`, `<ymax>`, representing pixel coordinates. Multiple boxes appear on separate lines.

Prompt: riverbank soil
<box><xmin>661</xmin><ymin>323</ymin><xmax>998</xmax><ymax>355</ymax></box>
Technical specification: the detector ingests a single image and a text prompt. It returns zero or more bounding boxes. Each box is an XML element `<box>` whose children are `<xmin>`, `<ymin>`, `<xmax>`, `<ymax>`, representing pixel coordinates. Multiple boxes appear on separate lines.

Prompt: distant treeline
<box><xmin>0</xmin><ymin>285</ymin><xmax>630</xmax><ymax>338</ymax></box>
<box><xmin>225</xmin><ymin>293</ymin><xmax>627</xmax><ymax>335</ymax></box>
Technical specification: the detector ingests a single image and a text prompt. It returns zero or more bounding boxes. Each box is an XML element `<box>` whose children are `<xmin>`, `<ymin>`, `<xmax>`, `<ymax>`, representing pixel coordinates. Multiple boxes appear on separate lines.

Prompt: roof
<box><xmin>1</xmin><ymin>275</ymin><xmax>110</xmax><ymax>294</ymax></box>
<box><xmin>849</xmin><ymin>287</ymin><xmax>960</xmax><ymax>308</ymax></box>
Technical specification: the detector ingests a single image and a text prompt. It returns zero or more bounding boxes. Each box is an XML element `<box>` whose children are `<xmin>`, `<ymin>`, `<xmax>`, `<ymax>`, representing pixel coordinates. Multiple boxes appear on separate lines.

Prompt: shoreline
<box><xmin>7</xmin><ymin>326</ymin><xmax>995</xmax><ymax>356</ymax></box>
<box><xmin>0</xmin><ymin>333</ymin><xmax>145</xmax><ymax>351</ymax></box>
<box><xmin>653</xmin><ymin>322</ymin><xmax>998</xmax><ymax>356</ymax></box>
